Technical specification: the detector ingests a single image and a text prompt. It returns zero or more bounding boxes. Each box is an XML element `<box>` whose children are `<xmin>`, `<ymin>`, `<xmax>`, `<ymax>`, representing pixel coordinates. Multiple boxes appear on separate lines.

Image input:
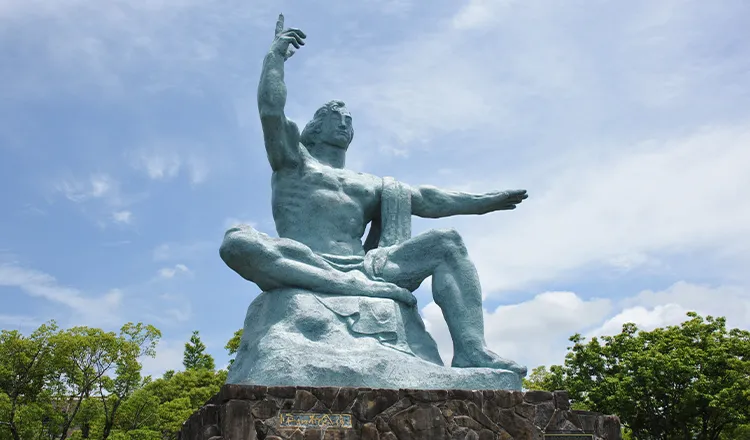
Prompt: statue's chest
<box><xmin>300</xmin><ymin>166</ymin><xmax>377</xmax><ymax>204</ymax></box>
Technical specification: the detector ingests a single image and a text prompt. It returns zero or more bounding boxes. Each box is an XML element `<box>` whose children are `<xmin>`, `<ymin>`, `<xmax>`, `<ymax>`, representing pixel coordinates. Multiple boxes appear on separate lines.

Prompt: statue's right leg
<box><xmin>220</xmin><ymin>224</ymin><xmax>410</xmax><ymax>301</ymax></box>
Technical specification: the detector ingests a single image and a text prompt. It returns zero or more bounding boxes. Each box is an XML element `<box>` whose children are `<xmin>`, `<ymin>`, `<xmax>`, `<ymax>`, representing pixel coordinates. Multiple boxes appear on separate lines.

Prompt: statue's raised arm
<box><xmin>257</xmin><ymin>14</ymin><xmax>307</xmax><ymax>171</ymax></box>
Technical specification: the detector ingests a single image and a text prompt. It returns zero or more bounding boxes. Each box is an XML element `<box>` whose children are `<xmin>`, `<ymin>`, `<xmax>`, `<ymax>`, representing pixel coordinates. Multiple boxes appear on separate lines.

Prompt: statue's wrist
<box><xmin>265</xmin><ymin>49</ymin><xmax>285</xmax><ymax>61</ymax></box>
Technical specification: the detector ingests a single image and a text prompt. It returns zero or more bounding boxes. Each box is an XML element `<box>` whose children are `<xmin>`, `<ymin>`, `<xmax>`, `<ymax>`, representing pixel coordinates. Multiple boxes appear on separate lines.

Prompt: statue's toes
<box><xmin>452</xmin><ymin>349</ymin><xmax>527</xmax><ymax>376</ymax></box>
<box><xmin>509</xmin><ymin>362</ymin><xmax>528</xmax><ymax>377</ymax></box>
<box><xmin>488</xmin><ymin>357</ymin><xmax>526</xmax><ymax>376</ymax></box>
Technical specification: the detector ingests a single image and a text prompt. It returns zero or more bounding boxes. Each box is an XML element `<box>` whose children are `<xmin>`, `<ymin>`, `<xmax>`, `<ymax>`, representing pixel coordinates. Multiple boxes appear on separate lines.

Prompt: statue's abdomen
<box><xmin>271</xmin><ymin>173</ymin><xmax>367</xmax><ymax>256</ymax></box>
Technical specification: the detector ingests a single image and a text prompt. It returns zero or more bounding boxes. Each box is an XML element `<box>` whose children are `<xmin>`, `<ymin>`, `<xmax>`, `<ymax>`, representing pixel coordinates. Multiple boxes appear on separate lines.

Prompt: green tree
<box><xmin>142</xmin><ymin>368</ymin><xmax>226</xmax><ymax>439</ymax></box>
<box><xmin>557</xmin><ymin>312</ymin><xmax>750</xmax><ymax>440</ymax></box>
<box><xmin>97</xmin><ymin>323</ymin><xmax>160</xmax><ymax>440</ymax></box>
<box><xmin>719</xmin><ymin>424</ymin><xmax>750</xmax><ymax>440</ymax></box>
<box><xmin>224</xmin><ymin>329</ymin><xmax>242</xmax><ymax>366</ymax></box>
<box><xmin>522</xmin><ymin>365</ymin><xmax>565</xmax><ymax>392</ymax></box>
<box><xmin>110</xmin><ymin>388</ymin><xmax>160</xmax><ymax>433</ymax></box>
<box><xmin>182</xmin><ymin>331</ymin><xmax>214</xmax><ymax>371</ymax></box>
<box><xmin>0</xmin><ymin>321</ymin><xmax>59</xmax><ymax>440</ymax></box>
<box><xmin>50</xmin><ymin>323</ymin><xmax>160</xmax><ymax>440</ymax></box>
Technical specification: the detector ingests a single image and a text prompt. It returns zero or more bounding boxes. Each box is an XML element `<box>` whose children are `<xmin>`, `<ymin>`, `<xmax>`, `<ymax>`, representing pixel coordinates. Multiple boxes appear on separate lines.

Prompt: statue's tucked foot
<box><xmin>452</xmin><ymin>346</ymin><xmax>527</xmax><ymax>376</ymax></box>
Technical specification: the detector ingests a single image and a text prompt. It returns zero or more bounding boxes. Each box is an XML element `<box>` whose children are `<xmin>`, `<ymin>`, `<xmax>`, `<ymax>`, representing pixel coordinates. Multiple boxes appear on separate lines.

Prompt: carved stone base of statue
<box><xmin>226</xmin><ymin>288</ymin><xmax>522</xmax><ymax>391</ymax></box>
<box><xmin>179</xmin><ymin>384</ymin><xmax>622</xmax><ymax>440</ymax></box>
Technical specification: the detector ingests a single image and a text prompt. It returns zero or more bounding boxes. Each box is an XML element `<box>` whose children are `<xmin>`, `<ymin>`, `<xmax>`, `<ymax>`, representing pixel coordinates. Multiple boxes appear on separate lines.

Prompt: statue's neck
<box><xmin>306</xmin><ymin>143</ymin><xmax>346</xmax><ymax>169</ymax></box>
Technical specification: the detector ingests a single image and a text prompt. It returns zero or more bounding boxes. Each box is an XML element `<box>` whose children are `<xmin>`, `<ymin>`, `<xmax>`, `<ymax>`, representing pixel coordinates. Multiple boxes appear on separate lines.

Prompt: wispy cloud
<box><xmin>0</xmin><ymin>0</ymin><xmax>279</xmax><ymax>99</ymax></box>
<box><xmin>158</xmin><ymin>264</ymin><xmax>190</xmax><ymax>279</ymax></box>
<box><xmin>152</xmin><ymin>241</ymin><xmax>214</xmax><ymax>262</ymax></box>
<box><xmin>452</xmin><ymin>0</ymin><xmax>516</xmax><ymax>30</ymax></box>
<box><xmin>53</xmin><ymin>173</ymin><xmax>143</xmax><ymax>226</ymax></box>
<box><xmin>145</xmin><ymin>293</ymin><xmax>193</xmax><ymax>326</ymax></box>
<box><xmin>56</xmin><ymin>174</ymin><xmax>114</xmax><ymax>203</ymax></box>
<box><xmin>461</xmin><ymin>123</ymin><xmax>750</xmax><ymax>294</ymax></box>
<box><xmin>112</xmin><ymin>210</ymin><xmax>133</xmax><ymax>224</ymax></box>
<box><xmin>0</xmin><ymin>314</ymin><xmax>41</xmax><ymax>328</ymax></box>
<box><xmin>0</xmin><ymin>263</ymin><xmax>122</xmax><ymax>326</ymax></box>
<box><xmin>131</xmin><ymin>147</ymin><xmax>209</xmax><ymax>184</ymax></box>
<box><xmin>164</xmin><ymin>305</ymin><xmax>192</xmax><ymax>323</ymax></box>
<box><xmin>223</xmin><ymin>218</ymin><xmax>257</xmax><ymax>229</ymax></box>
<box><xmin>135</xmin><ymin>150</ymin><xmax>181</xmax><ymax>180</ymax></box>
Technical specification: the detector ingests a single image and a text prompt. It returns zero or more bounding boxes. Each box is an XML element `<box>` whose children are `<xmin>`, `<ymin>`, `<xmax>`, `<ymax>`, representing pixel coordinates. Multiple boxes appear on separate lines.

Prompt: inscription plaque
<box><xmin>279</xmin><ymin>412</ymin><xmax>353</xmax><ymax>429</ymax></box>
<box><xmin>544</xmin><ymin>435</ymin><xmax>594</xmax><ymax>440</ymax></box>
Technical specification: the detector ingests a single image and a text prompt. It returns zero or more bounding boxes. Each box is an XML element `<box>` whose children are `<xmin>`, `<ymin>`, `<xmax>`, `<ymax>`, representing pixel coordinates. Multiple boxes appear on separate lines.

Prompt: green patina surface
<box><xmin>221</xmin><ymin>13</ymin><xmax>529</xmax><ymax>390</ymax></box>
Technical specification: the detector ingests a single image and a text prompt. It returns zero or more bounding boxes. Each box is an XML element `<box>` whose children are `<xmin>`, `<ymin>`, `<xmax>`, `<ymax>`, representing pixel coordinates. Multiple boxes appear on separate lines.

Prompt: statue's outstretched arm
<box><xmin>410</xmin><ymin>185</ymin><xmax>528</xmax><ymax>218</ymax></box>
<box><xmin>257</xmin><ymin>14</ymin><xmax>306</xmax><ymax>171</ymax></box>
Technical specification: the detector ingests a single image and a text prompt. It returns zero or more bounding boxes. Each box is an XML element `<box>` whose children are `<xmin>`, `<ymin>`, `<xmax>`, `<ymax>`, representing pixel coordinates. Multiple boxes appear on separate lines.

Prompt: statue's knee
<box><xmin>435</xmin><ymin>228</ymin><xmax>467</xmax><ymax>257</ymax></box>
<box><xmin>220</xmin><ymin>226</ymin><xmax>265</xmax><ymax>262</ymax></box>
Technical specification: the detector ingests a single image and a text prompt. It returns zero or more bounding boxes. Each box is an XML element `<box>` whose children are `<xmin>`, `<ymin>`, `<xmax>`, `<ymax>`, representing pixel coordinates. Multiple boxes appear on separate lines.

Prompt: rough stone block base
<box><xmin>179</xmin><ymin>384</ymin><xmax>621</xmax><ymax>440</ymax></box>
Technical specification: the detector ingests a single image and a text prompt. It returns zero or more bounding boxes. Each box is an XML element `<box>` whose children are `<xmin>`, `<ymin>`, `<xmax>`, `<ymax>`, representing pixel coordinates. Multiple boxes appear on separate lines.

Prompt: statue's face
<box><xmin>319</xmin><ymin>106</ymin><xmax>353</xmax><ymax>149</ymax></box>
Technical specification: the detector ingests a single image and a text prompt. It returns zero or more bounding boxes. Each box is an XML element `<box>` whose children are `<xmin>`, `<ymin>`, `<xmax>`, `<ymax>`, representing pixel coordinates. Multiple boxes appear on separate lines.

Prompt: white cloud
<box><xmin>0</xmin><ymin>314</ymin><xmax>40</xmax><ymax>328</ymax></box>
<box><xmin>54</xmin><ymin>174</ymin><xmax>142</xmax><ymax>225</ymax></box>
<box><xmin>452</xmin><ymin>0</ymin><xmax>516</xmax><ymax>30</ymax></box>
<box><xmin>158</xmin><ymin>264</ymin><xmax>190</xmax><ymax>279</ymax></box>
<box><xmin>135</xmin><ymin>150</ymin><xmax>181</xmax><ymax>180</ymax></box>
<box><xmin>223</xmin><ymin>218</ymin><xmax>257</xmax><ymax>229</ymax></box>
<box><xmin>143</xmin><ymin>293</ymin><xmax>193</xmax><ymax>326</ymax></box>
<box><xmin>422</xmin><ymin>280</ymin><xmax>749</xmax><ymax>370</ymax></box>
<box><xmin>0</xmin><ymin>0</ymin><xmax>280</xmax><ymax>99</ymax></box>
<box><xmin>131</xmin><ymin>147</ymin><xmax>209</xmax><ymax>184</ymax></box>
<box><xmin>112</xmin><ymin>210</ymin><xmax>133</xmax><ymax>224</ymax></box>
<box><xmin>56</xmin><ymin>174</ymin><xmax>114</xmax><ymax>203</ymax></box>
<box><xmin>164</xmin><ymin>304</ymin><xmax>192</xmax><ymax>323</ymax></box>
<box><xmin>464</xmin><ymin>124</ymin><xmax>750</xmax><ymax>294</ymax></box>
<box><xmin>590</xmin><ymin>281</ymin><xmax>750</xmax><ymax>337</ymax></box>
<box><xmin>0</xmin><ymin>263</ymin><xmax>122</xmax><ymax>326</ymax></box>
<box><xmin>185</xmin><ymin>156</ymin><xmax>208</xmax><ymax>184</ymax></box>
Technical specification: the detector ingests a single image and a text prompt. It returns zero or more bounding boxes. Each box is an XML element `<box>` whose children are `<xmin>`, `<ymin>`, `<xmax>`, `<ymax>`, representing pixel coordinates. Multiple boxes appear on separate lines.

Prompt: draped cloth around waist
<box><xmin>313</xmin><ymin>176</ymin><xmax>417</xmax><ymax>356</ymax></box>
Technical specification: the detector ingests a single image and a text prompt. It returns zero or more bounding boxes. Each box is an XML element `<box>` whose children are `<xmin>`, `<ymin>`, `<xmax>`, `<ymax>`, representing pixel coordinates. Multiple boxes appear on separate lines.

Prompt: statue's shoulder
<box><xmin>356</xmin><ymin>171</ymin><xmax>385</xmax><ymax>191</ymax></box>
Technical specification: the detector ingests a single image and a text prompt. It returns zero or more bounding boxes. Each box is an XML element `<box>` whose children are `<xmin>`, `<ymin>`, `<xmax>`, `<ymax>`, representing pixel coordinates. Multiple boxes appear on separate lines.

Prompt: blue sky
<box><xmin>1</xmin><ymin>0</ymin><xmax>749</xmax><ymax>376</ymax></box>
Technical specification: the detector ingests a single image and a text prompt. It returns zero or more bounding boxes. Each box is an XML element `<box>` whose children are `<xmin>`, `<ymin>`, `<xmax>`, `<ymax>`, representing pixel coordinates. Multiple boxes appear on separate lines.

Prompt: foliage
<box><xmin>182</xmin><ymin>331</ymin><xmax>215</xmax><ymax>371</ymax></box>
<box><xmin>0</xmin><ymin>322</ymin><xmax>164</xmax><ymax>440</ymax></box>
<box><xmin>0</xmin><ymin>322</ymin><xmax>59</xmax><ymax>440</ymax></box>
<box><xmin>719</xmin><ymin>423</ymin><xmax>750</xmax><ymax>440</ymax></box>
<box><xmin>541</xmin><ymin>312</ymin><xmax>750</xmax><ymax>440</ymax></box>
<box><xmin>522</xmin><ymin>365</ymin><xmax>564</xmax><ymax>392</ymax></box>
<box><xmin>7</xmin><ymin>311</ymin><xmax>748</xmax><ymax>440</ymax></box>
<box><xmin>224</xmin><ymin>329</ymin><xmax>243</xmax><ymax>366</ymax></box>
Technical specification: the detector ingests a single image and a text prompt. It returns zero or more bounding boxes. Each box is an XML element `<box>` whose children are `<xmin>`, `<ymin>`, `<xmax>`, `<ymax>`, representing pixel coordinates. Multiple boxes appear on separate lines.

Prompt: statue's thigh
<box><xmin>379</xmin><ymin>232</ymin><xmax>445</xmax><ymax>289</ymax></box>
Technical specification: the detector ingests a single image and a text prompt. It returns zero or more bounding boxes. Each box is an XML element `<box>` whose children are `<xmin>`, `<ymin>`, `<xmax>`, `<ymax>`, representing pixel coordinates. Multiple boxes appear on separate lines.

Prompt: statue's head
<box><xmin>300</xmin><ymin>100</ymin><xmax>354</xmax><ymax>150</ymax></box>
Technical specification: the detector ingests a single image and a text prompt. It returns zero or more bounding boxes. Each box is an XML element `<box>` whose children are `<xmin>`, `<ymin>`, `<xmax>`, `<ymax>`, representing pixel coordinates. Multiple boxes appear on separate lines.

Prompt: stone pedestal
<box><xmin>179</xmin><ymin>384</ymin><xmax>621</xmax><ymax>440</ymax></box>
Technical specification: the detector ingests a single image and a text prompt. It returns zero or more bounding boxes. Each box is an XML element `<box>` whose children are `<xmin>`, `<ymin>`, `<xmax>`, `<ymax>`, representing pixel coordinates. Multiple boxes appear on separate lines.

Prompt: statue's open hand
<box><xmin>486</xmin><ymin>189</ymin><xmax>528</xmax><ymax>211</ymax></box>
<box><xmin>271</xmin><ymin>14</ymin><xmax>306</xmax><ymax>60</ymax></box>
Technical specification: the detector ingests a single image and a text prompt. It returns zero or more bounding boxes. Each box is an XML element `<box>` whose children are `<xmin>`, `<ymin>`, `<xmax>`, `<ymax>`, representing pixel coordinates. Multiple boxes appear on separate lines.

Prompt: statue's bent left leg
<box><xmin>377</xmin><ymin>228</ymin><xmax>526</xmax><ymax>375</ymax></box>
<box><xmin>220</xmin><ymin>224</ymin><xmax>415</xmax><ymax>303</ymax></box>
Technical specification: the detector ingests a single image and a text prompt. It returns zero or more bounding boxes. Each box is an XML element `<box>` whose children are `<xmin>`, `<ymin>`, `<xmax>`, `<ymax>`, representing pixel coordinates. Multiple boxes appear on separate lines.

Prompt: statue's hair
<box><xmin>300</xmin><ymin>100</ymin><xmax>354</xmax><ymax>147</ymax></box>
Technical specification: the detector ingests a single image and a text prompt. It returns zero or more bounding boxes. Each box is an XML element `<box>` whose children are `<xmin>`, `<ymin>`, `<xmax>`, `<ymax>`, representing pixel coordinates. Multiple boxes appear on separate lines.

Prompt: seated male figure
<box><xmin>221</xmin><ymin>15</ymin><xmax>527</xmax><ymax>374</ymax></box>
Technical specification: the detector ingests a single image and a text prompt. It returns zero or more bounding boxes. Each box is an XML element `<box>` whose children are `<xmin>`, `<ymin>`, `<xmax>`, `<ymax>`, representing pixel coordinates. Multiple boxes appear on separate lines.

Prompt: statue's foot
<box><xmin>452</xmin><ymin>346</ymin><xmax>527</xmax><ymax>376</ymax></box>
